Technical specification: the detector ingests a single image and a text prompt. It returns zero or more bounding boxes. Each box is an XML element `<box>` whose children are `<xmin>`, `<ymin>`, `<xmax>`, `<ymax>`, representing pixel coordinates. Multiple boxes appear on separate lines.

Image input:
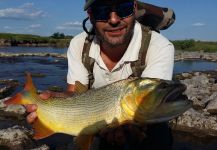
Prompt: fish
<box><xmin>4</xmin><ymin>73</ymin><xmax>192</xmax><ymax>150</ymax></box>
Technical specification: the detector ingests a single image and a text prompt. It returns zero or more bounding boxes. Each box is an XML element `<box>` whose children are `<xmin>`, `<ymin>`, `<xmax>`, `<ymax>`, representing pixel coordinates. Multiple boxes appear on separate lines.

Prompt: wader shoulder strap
<box><xmin>82</xmin><ymin>36</ymin><xmax>95</xmax><ymax>89</ymax></box>
<box><xmin>82</xmin><ymin>25</ymin><xmax>151</xmax><ymax>87</ymax></box>
<box><xmin>130</xmin><ymin>25</ymin><xmax>152</xmax><ymax>77</ymax></box>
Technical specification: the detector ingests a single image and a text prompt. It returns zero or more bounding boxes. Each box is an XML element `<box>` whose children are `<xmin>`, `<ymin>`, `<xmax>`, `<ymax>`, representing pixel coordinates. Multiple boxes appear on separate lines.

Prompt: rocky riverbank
<box><xmin>1</xmin><ymin>50</ymin><xmax>217</xmax><ymax>62</ymax></box>
<box><xmin>0</xmin><ymin>52</ymin><xmax>67</xmax><ymax>58</ymax></box>
<box><xmin>171</xmin><ymin>71</ymin><xmax>217</xmax><ymax>138</ymax></box>
<box><xmin>175</xmin><ymin>50</ymin><xmax>217</xmax><ymax>62</ymax></box>
<box><xmin>0</xmin><ymin>79</ymin><xmax>19</xmax><ymax>99</ymax></box>
<box><xmin>0</xmin><ymin>50</ymin><xmax>217</xmax><ymax>149</ymax></box>
<box><xmin>0</xmin><ymin>71</ymin><xmax>217</xmax><ymax>149</ymax></box>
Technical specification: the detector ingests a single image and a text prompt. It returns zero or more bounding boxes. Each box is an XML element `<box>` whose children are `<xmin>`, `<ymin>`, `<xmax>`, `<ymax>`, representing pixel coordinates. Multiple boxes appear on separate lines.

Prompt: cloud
<box><xmin>192</xmin><ymin>22</ymin><xmax>205</xmax><ymax>27</ymax></box>
<box><xmin>64</xmin><ymin>21</ymin><xmax>82</xmax><ymax>26</ymax></box>
<box><xmin>56</xmin><ymin>21</ymin><xmax>83</xmax><ymax>31</ymax></box>
<box><xmin>4</xmin><ymin>26</ymin><xmax>11</xmax><ymax>29</ymax></box>
<box><xmin>0</xmin><ymin>3</ymin><xmax>47</xmax><ymax>20</ymax></box>
<box><xmin>0</xmin><ymin>8</ymin><xmax>25</xmax><ymax>17</ymax></box>
<box><xmin>19</xmin><ymin>3</ymin><xmax>34</xmax><ymax>9</ymax></box>
<box><xmin>28</xmin><ymin>11</ymin><xmax>46</xmax><ymax>18</ymax></box>
<box><xmin>29</xmin><ymin>24</ymin><xmax>41</xmax><ymax>29</ymax></box>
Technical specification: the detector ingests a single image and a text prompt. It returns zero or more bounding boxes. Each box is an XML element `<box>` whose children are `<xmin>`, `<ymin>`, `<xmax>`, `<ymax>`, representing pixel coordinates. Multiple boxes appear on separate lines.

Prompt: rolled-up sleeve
<box><xmin>67</xmin><ymin>32</ymin><xmax>89</xmax><ymax>85</ymax></box>
<box><xmin>142</xmin><ymin>32</ymin><xmax>174</xmax><ymax>80</ymax></box>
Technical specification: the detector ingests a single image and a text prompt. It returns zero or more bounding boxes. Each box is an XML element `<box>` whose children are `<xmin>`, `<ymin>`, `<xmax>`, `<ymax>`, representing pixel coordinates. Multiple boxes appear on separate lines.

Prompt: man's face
<box><xmin>89</xmin><ymin>0</ymin><xmax>137</xmax><ymax>47</ymax></box>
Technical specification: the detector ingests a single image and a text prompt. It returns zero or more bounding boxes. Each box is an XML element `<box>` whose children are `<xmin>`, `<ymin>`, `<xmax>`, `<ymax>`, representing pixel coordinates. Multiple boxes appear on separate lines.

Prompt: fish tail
<box><xmin>4</xmin><ymin>93</ymin><xmax>23</xmax><ymax>105</ymax></box>
<box><xmin>4</xmin><ymin>72</ymin><xmax>37</xmax><ymax>105</ymax></box>
<box><xmin>24</xmin><ymin>72</ymin><xmax>37</xmax><ymax>94</ymax></box>
<box><xmin>33</xmin><ymin>118</ymin><xmax>55</xmax><ymax>140</ymax></box>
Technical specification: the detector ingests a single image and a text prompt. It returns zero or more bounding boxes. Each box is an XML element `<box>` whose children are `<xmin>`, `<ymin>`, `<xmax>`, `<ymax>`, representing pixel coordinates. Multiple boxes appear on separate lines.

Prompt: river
<box><xmin>1</xmin><ymin>47</ymin><xmax>217</xmax><ymax>149</ymax></box>
<box><xmin>0</xmin><ymin>47</ymin><xmax>217</xmax><ymax>91</ymax></box>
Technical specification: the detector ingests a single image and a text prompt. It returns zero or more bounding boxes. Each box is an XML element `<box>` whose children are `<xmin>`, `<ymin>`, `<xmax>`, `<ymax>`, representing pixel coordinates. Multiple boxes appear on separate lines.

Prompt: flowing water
<box><xmin>0</xmin><ymin>55</ymin><xmax>216</xmax><ymax>92</ymax></box>
<box><xmin>0</xmin><ymin>46</ymin><xmax>67</xmax><ymax>54</ymax></box>
<box><xmin>174</xmin><ymin>60</ymin><xmax>217</xmax><ymax>74</ymax></box>
<box><xmin>1</xmin><ymin>47</ymin><xmax>217</xmax><ymax>149</ymax></box>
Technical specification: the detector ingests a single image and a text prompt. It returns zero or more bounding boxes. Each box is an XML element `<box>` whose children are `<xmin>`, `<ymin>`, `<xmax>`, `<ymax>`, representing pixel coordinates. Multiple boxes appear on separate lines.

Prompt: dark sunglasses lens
<box><xmin>117</xmin><ymin>2</ymin><xmax>134</xmax><ymax>18</ymax></box>
<box><xmin>91</xmin><ymin>2</ymin><xmax>134</xmax><ymax>21</ymax></box>
<box><xmin>91</xmin><ymin>6</ymin><xmax>111</xmax><ymax>21</ymax></box>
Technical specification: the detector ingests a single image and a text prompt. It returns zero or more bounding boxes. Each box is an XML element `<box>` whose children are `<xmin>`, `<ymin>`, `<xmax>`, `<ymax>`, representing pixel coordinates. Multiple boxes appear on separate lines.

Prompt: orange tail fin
<box><xmin>24</xmin><ymin>72</ymin><xmax>37</xmax><ymax>93</ymax></box>
<box><xmin>4</xmin><ymin>72</ymin><xmax>37</xmax><ymax>106</ymax></box>
<box><xmin>33</xmin><ymin>118</ymin><xmax>55</xmax><ymax>140</ymax></box>
<box><xmin>4</xmin><ymin>93</ymin><xmax>23</xmax><ymax>105</ymax></box>
<box><xmin>3</xmin><ymin>73</ymin><xmax>55</xmax><ymax>140</ymax></box>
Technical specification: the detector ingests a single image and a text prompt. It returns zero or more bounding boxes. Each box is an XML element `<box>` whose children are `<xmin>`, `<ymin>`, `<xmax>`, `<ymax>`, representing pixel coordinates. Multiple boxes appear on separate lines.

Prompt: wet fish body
<box><xmin>4</xmin><ymin>73</ymin><xmax>192</xmax><ymax>140</ymax></box>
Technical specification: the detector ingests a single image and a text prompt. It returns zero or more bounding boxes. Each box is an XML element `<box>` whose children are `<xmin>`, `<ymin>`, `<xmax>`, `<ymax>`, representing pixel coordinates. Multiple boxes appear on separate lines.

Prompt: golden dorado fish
<box><xmin>4</xmin><ymin>73</ymin><xmax>192</xmax><ymax>149</ymax></box>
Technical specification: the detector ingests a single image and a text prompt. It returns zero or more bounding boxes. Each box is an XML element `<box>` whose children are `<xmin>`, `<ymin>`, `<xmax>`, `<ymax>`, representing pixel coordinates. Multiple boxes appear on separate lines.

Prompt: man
<box><xmin>26</xmin><ymin>0</ymin><xmax>175</xmax><ymax>149</ymax></box>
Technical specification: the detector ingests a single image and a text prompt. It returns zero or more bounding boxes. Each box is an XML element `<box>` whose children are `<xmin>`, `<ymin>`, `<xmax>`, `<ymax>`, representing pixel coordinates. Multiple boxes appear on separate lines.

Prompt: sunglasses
<box><xmin>90</xmin><ymin>1</ymin><xmax>135</xmax><ymax>21</ymax></box>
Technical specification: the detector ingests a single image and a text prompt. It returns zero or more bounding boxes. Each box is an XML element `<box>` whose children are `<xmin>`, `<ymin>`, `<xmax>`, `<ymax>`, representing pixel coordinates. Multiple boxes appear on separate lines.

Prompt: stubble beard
<box><xmin>94</xmin><ymin>20</ymin><xmax>136</xmax><ymax>47</ymax></box>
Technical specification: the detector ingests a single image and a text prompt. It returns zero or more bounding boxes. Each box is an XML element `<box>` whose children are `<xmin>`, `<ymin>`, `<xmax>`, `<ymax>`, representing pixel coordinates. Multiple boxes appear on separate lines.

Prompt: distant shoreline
<box><xmin>0</xmin><ymin>33</ymin><xmax>72</xmax><ymax>48</ymax></box>
<box><xmin>0</xmin><ymin>43</ymin><xmax>60</xmax><ymax>47</ymax></box>
<box><xmin>0</xmin><ymin>40</ymin><xmax>71</xmax><ymax>48</ymax></box>
<box><xmin>175</xmin><ymin>50</ymin><xmax>217</xmax><ymax>62</ymax></box>
<box><xmin>1</xmin><ymin>33</ymin><xmax>217</xmax><ymax>51</ymax></box>
<box><xmin>0</xmin><ymin>51</ymin><xmax>217</xmax><ymax>62</ymax></box>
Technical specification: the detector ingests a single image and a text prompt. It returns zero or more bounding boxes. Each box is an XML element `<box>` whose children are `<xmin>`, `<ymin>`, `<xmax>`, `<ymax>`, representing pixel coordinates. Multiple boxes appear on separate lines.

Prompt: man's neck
<box><xmin>100</xmin><ymin>41</ymin><xmax>130</xmax><ymax>71</ymax></box>
<box><xmin>101</xmin><ymin>43</ymin><xmax>128</xmax><ymax>61</ymax></box>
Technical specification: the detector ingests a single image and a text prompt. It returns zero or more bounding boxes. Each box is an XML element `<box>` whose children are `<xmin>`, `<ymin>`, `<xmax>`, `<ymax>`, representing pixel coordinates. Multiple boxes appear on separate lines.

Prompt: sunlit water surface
<box><xmin>1</xmin><ymin>47</ymin><xmax>217</xmax><ymax>149</ymax></box>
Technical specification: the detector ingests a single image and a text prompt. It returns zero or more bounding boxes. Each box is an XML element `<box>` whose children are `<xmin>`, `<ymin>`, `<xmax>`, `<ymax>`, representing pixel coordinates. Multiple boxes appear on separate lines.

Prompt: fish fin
<box><xmin>107</xmin><ymin>117</ymin><xmax>132</xmax><ymax>128</ymax></box>
<box><xmin>74</xmin><ymin>81</ymin><xmax>88</xmax><ymax>94</ymax></box>
<box><xmin>4</xmin><ymin>72</ymin><xmax>38</xmax><ymax>106</ymax></box>
<box><xmin>4</xmin><ymin>93</ymin><xmax>23</xmax><ymax>105</ymax></box>
<box><xmin>136</xmin><ymin>100</ymin><xmax>192</xmax><ymax>124</ymax></box>
<box><xmin>24</xmin><ymin>72</ymin><xmax>37</xmax><ymax>94</ymax></box>
<box><xmin>107</xmin><ymin>117</ymin><xmax>119</xmax><ymax>128</ymax></box>
<box><xmin>32</xmin><ymin>118</ymin><xmax>55</xmax><ymax>140</ymax></box>
<box><xmin>74</xmin><ymin>135</ymin><xmax>94</xmax><ymax>150</ymax></box>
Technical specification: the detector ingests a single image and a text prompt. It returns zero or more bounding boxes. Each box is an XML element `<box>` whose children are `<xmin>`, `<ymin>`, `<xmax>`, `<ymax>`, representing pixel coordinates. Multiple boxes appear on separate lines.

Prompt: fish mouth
<box><xmin>162</xmin><ymin>82</ymin><xmax>188</xmax><ymax>103</ymax></box>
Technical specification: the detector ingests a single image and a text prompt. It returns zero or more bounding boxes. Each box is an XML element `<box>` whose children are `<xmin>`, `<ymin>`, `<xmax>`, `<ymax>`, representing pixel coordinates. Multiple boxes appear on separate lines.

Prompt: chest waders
<box><xmin>82</xmin><ymin>25</ymin><xmax>152</xmax><ymax>89</ymax></box>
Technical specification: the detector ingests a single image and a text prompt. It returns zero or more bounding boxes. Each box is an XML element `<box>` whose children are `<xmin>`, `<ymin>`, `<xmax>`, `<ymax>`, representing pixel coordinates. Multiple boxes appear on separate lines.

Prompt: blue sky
<box><xmin>0</xmin><ymin>0</ymin><xmax>217</xmax><ymax>41</ymax></box>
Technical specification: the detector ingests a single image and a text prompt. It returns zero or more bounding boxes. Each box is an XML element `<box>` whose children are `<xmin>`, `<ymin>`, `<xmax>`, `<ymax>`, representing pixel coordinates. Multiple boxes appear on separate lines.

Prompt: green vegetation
<box><xmin>172</xmin><ymin>39</ymin><xmax>217</xmax><ymax>52</ymax></box>
<box><xmin>0</xmin><ymin>32</ymin><xmax>73</xmax><ymax>48</ymax></box>
<box><xmin>0</xmin><ymin>33</ymin><xmax>217</xmax><ymax>51</ymax></box>
<box><xmin>50</xmin><ymin>32</ymin><xmax>66</xmax><ymax>39</ymax></box>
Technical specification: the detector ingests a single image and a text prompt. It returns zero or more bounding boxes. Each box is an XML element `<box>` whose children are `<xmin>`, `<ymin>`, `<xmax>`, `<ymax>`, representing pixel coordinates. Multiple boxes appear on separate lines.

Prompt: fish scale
<box><xmin>32</xmin><ymin>82</ymin><xmax>124</xmax><ymax>135</ymax></box>
<box><xmin>4</xmin><ymin>73</ymin><xmax>192</xmax><ymax>140</ymax></box>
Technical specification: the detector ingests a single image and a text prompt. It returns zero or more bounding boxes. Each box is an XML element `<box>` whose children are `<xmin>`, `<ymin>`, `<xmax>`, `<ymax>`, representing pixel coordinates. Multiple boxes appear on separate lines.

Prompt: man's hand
<box><xmin>99</xmin><ymin>124</ymin><xmax>146</xmax><ymax>147</ymax></box>
<box><xmin>24</xmin><ymin>88</ymin><xmax>74</xmax><ymax>124</ymax></box>
<box><xmin>25</xmin><ymin>104</ymin><xmax>38</xmax><ymax>124</ymax></box>
<box><xmin>24</xmin><ymin>91</ymin><xmax>50</xmax><ymax>124</ymax></box>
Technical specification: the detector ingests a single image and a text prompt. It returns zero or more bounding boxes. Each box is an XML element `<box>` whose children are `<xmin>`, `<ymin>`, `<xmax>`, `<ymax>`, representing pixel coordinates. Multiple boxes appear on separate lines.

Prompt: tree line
<box><xmin>0</xmin><ymin>32</ymin><xmax>73</xmax><ymax>47</ymax></box>
<box><xmin>172</xmin><ymin>39</ymin><xmax>217</xmax><ymax>52</ymax></box>
<box><xmin>0</xmin><ymin>33</ymin><xmax>217</xmax><ymax>51</ymax></box>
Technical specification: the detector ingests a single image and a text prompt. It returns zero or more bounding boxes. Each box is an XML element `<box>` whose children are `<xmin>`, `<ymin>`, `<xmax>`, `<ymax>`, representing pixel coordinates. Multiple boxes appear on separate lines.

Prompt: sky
<box><xmin>0</xmin><ymin>0</ymin><xmax>217</xmax><ymax>41</ymax></box>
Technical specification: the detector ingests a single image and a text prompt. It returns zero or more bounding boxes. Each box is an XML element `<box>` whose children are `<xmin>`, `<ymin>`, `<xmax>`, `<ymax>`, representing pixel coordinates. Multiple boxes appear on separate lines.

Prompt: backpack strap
<box><xmin>136</xmin><ymin>2</ymin><xmax>175</xmax><ymax>32</ymax></box>
<box><xmin>130</xmin><ymin>25</ymin><xmax>152</xmax><ymax>77</ymax></box>
<box><xmin>82</xmin><ymin>35</ymin><xmax>95</xmax><ymax>89</ymax></box>
<box><xmin>82</xmin><ymin>25</ymin><xmax>152</xmax><ymax>88</ymax></box>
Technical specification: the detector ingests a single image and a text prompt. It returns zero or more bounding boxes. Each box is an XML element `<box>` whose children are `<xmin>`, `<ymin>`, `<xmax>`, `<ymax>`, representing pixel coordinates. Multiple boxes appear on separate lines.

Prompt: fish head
<box><xmin>120</xmin><ymin>78</ymin><xmax>191</xmax><ymax>123</ymax></box>
<box><xmin>135</xmin><ymin>78</ymin><xmax>187</xmax><ymax>103</ymax></box>
<box><xmin>121</xmin><ymin>78</ymin><xmax>187</xmax><ymax>105</ymax></box>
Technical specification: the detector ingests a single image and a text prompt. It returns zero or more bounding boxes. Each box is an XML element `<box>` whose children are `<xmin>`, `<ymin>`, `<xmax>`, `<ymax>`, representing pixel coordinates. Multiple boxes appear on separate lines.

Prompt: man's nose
<box><xmin>108</xmin><ymin>12</ymin><xmax>121</xmax><ymax>25</ymax></box>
